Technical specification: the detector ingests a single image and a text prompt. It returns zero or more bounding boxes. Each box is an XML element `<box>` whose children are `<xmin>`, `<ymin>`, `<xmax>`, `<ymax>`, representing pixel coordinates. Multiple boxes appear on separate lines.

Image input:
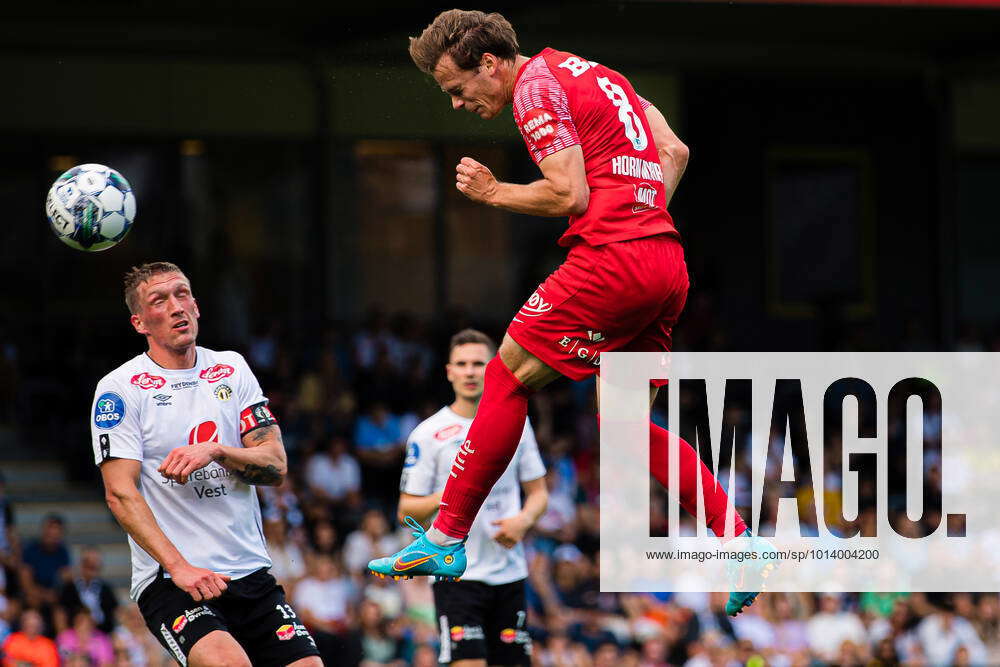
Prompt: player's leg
<box><xmin>370</xmin><ymin>243</ymin><xmax>629</xmax><ymax>578</ymax></box>
<box><xmin>136</xmin><ymin>572</ymin><xmax>235</xmax><ymax>666</ymax></box>
<box><xmin>597</xmin><ymin>381</ymin><xmax>748</xmax><ymax>539</ymax></box>
<box><xmin>482</xmin><ymin>580</ymin><xmax>531</xmax><ymax>667</ymax></box>
<box><xmin>369</xmin><ymin>336</ymin><xmax>559</xmax><ymax>578</ymax></box>
<box><xmin>433</xmin><ymin>580</ymin><xmax>491</xmax><ymax>666</ymax></box>
<box><xmin>429</xmin><ymin>335</ymin><xmax>560</xmax><ymax>541</ymax></box>
<box><xmin>187</xmin><ymin>631</ymin><xmax>252</xmax><ymax>667</ymax></box>
<box><xmin>613</xmin><ymin>239</ymin><xmax>773</xmax><ymax>615</ymax></box>
<box><xmin>222</xmin><ymin>569</ymin><xmax>323</xmax><ymax>667</ymax></box>
<box><xmin>287</xmin><ymin>658</ymin><xmax>324</xmax><ymax>666</ymax></box>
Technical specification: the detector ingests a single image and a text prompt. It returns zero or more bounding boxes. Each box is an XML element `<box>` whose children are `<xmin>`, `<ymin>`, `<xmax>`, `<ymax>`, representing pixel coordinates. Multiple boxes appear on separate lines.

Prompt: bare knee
<box><xmin>287</xmin><ymin>658</ymin><xmax>324</xmax><ymax>667</ymax></box>
<box><xmin>498</xmin><ymin>334</ymin><xmax>560</xmax><ymax>390</ymax></box>
<box><xmin>187</xmin><ymin>630</ymin><xmax>252</xmax><ymax>667</ymax></box>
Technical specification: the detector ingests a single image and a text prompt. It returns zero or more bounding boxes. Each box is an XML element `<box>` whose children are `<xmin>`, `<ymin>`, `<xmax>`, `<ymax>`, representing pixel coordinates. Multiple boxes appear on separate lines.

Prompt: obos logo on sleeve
<box><xmin>94</xmin><ymin>392</ymin><xmax>126</xmax><ymax>430</ymax></box>
<box><xmin>404</xmin><ymin>442</ymin><xmax>420</xmax><ymax>468</ymax></box>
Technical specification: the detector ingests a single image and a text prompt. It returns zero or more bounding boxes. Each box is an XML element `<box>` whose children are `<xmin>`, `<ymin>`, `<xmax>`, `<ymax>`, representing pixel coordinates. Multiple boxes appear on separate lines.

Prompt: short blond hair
<box><xmin>409</xmin><ymin>9</ymin><xmax>519</xmax><ymax>75</ymax></box>
<box><xmin>123</xmin><ymin>261</ymin><xmax>184</xmax><ymax>314</ymax></box>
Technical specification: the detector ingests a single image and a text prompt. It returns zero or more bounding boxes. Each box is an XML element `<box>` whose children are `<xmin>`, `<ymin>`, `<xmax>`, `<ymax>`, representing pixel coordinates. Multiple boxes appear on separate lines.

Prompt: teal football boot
<box><xmin>725</xmin><ymin>529</ymin><xmax>778</xmax><ymax>616</ymax></box>
<box><xmin>368</xmin><ymin>516</ymin><xmax>466</xmax><ymax>582</ymax></box>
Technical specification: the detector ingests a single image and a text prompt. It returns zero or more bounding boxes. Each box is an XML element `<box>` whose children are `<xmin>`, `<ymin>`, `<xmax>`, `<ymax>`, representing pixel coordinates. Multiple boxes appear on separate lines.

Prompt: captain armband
<box><xmin>239</xmin><ymin>402</ymin><xmax>278</xmax><ymax>436</ymax></box>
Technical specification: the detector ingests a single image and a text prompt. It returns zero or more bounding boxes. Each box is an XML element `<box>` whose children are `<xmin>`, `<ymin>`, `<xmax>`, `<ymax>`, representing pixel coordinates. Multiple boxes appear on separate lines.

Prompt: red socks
<box><xmin>432</xmin><ymin>354</ymin><xmax>746</xmax><ymax>542</ymax></box>
<box><xmin>649</xmin><ymin>421</ymin><xmax>747</xmax><ymax>539</ymax></box>
<box><xmin>433</xmin><ymin>357</ymin><xmax>533</xmax><ymax>539</ymax></box>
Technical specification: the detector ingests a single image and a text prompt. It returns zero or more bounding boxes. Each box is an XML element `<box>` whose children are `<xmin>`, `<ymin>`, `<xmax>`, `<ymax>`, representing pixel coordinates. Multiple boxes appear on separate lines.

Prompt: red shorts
<box><xmin>507</xmin><ymin>234</ymin><xmax>688</xmax><ymax>383</ymax></box>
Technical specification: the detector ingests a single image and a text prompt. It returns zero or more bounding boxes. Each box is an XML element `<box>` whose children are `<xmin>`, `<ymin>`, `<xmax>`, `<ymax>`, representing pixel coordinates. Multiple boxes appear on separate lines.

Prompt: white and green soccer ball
<box><xmin>45</xmin><ymin>163</ymin><xmax>136</xmax><ymax>251</ymax></box>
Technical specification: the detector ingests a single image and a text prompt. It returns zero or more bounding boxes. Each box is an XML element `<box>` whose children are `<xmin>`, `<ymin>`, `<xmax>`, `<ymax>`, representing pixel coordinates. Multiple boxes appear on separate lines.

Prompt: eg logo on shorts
<box><xmin>94</xmin><ymin>392</ymin><xmax>125</xmax><ymax>430</ymax></box>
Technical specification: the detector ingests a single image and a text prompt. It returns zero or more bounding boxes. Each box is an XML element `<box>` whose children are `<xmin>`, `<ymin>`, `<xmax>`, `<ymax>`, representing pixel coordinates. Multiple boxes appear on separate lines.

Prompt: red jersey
<box><xmin>512</xmin><ymin>48</ymin><xmax>679</xmax><ymax>247</ymax></box>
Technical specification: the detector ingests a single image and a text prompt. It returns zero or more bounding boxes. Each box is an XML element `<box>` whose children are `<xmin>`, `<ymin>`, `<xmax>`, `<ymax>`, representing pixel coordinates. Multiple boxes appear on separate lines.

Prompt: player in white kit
<box><xmin>398</xmin><ymin>329</ymin><xmax>548</xmax><ymax>666</ymax></box>
<box><xmin>91</xmin><ymin>262</ymin><xmax>322</xmax><ymax>667</ymax></box>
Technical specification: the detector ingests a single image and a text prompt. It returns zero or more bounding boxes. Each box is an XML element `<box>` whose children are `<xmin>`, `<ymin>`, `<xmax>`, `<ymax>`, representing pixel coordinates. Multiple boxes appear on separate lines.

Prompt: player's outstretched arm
<box><xmin>643</xmin><ymin>104</ymin><xmax>689</xmax><ymax>208</ymax></box>
<box><xmin>101</xmin><ymin>458</ymin><xmax>230</xmax><ymax>601</ymax></box>
<box><xmin>456</xmin><ymin>147</ymin><xmax>589</xmax><ymax>217</ymax></box>
<box><xmin>397</xmin><ymin>492</ymin><xmax>443</xmax><ymax>526</ymax></box>
<box><xmin>492</xmin><ymin>476</ymin><xmax>549</xmax><ymax>549</ymax></box>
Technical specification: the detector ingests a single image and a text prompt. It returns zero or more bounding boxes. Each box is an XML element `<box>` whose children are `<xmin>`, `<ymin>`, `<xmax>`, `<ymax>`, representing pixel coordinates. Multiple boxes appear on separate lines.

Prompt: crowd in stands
<box><xmin>0</xmin><ymin>308</ymin><xmax>998</xmax><ymax>665</ymax></box>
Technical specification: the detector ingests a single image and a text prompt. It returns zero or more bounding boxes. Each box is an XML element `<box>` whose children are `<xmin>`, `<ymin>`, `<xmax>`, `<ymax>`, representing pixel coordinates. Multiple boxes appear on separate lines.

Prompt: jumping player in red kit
<box><xmin>369</xmin><ymin>9</ymin><xmax>772</xmax><ymax>616</ymax></box>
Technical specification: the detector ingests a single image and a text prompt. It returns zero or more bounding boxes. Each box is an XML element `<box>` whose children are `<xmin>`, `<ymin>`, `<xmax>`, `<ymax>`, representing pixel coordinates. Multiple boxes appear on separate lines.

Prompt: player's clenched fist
<box><xmin>169</xmin><ymin>563</ymin><xmax>230</xmax><ymax>601</ymax></box>
<box><xmin>456</xmin><ymin>157</ymin><xmax>498</xmax><ymax>205</ymax></box>
<box><xmin>158</xmin><ymin>443</ymin><xmax>219</xmax><ymax>485</ymax></box>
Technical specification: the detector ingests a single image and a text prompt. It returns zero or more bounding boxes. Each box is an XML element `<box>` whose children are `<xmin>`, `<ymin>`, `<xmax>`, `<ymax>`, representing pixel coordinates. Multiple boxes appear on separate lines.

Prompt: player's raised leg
<box><xmin>433</xmin><ymin>335</ymin><xmax>559</xmax><ymax>540</ymax></box>
<box><xmin>368</xmin><ymin>336</ymin><xmax>559</xmax><ymax>580</ymax></box>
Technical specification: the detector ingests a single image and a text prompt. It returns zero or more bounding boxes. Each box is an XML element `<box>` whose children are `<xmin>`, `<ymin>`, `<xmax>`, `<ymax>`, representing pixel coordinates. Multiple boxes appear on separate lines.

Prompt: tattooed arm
<box><xmin>158</xmin><ymin>424</ymin><xmax>287</xmax><ymax>487</ymax></box>
<box><xmin>225</xmin><ymin>425</ymin><xmax>287</xmax><ymax>485</ymax></box>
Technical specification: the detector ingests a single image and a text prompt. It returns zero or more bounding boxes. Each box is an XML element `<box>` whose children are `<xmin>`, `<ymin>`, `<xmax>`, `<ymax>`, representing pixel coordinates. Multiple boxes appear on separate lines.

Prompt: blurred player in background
<box><xmin>394</xmin><ymin>329</ymin><xmax>547</xmax><ymax>666</ymax></box>
<box><xmin>92</xmin><ymin>262</ymin><xmax>322</xmax><ymax>666</ymax></box>
<box><xmin>370</xmin><ymin>9</ymin><xmax>771</xmax><ymax>616</ymax></box>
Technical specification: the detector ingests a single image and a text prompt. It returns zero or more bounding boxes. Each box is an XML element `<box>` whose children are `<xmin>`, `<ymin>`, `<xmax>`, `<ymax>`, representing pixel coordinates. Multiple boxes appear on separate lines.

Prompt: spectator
<box><xmin>305</xmin><ymin>436</ymin><xmax>362</xmax><ymax>509</ymax></box>
<box><xmin>0</xmin><ymin>472</ymin><xmax>17</xmax><ymax>567</ymax></box>
<box><xmin>805</xmin><ymin>594</ymin><xmax>867</xmax><ymax>663</ymax></box>
<box><xmin>593</xmin><ymin>640</ymin><xmax>621</xmax><ymax>667</ymax></box>
<box><xmin>355</xmin><ymin>599</ymin><xmax>405</xmax><ymax>666</ymax></box>
<box><xmin>354</xmin><ymin>403</ymin><xmax>407</xmax><ymax>456</ymax></box>
<box><xmin>56</xmin><ymin>608</ymin><xmax>114</xmax><ymax>667</ymax></box>
<box><xmin>354</xmin><ymin>402</ymin><xmax>408</xmax><ymax>509</ymax></box>
<box><xmin>916</xmin><ymin>598</ymin><xmax>989</xmax><ymax>665</ymax></box>
<box><xmin>2</xmin><ymin>608</ymin><xmax>58</xmax><ymax>667</ymax></box>
<box><xmin>362</xmin><ymin>576</ymin><xmax>404</xmax><ymax>622</ymax></box>
<box><xmin>264</xmin><ymin>518</ymin><xmax>307</xmax><ymax>591</ymax></box>
<box><xmin>20</xmin><ymin>514</ymin><xmax>71</xmax><ymax>610</ymax></box>
<box><xmin>537</xmin><ymin>617</ymin><xmax>590</xmax><ymax>667</ymax></box>
<box><xmin>410</xmin><ymin>643</ymin><xmax>439</xmax><ymax>667</ymax></box>
<box><xmin>569</xmin><ymin>609</ymin><xmax>619</xmax><ymax>653</ymax></box>
<box><xmin>343</xmin><ymin>510</ymin><xmax>399</xmax><ymax>575</ymax></box>
<box><xmin>294</xmin><ymin>555</ymin><xmax>357</xmax><ymax>665</ymax></box>
<box><xmin>56</xmin><ymin>547</ymin><xmax>119</xmax><ymax>635</ymax></box>
<box><xmin>112</xmin><ymin>603</ymin><xmax>170</xmax><ymax>667</ymax></box>
<box><xmin>769</xmin><ymin>593</ymin><xmax>809</xmax><ymax>658</ymax></box>
<box><xmin>731</xmin><ymin>601</ymin><xmax>775</xmax><ymax>652</ymax></box>
<box><xmin>309</xmin><ymin>520</ymin><xmax>340</xmax><ymax>559</ymax></box>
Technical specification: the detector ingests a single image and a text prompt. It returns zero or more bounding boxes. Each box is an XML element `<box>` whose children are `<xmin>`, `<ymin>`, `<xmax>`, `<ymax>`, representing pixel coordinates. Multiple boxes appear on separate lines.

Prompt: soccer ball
<box><xmin>45</xmin><ymin>163</ymin><xmax>136</xmax><ymax>251</ymax></box>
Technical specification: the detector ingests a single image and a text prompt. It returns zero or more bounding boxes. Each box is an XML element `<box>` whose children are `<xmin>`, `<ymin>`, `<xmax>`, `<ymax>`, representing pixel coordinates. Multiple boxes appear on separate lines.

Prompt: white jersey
<box><xmin>400</xmin><ymin>407</ymin><xmax>546</xmax><ymax>586</ymax></box>
<box><xmin>90</xmin><ymin>347</ymin><xmax>274</xmax><ymax>600</ymax></box>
